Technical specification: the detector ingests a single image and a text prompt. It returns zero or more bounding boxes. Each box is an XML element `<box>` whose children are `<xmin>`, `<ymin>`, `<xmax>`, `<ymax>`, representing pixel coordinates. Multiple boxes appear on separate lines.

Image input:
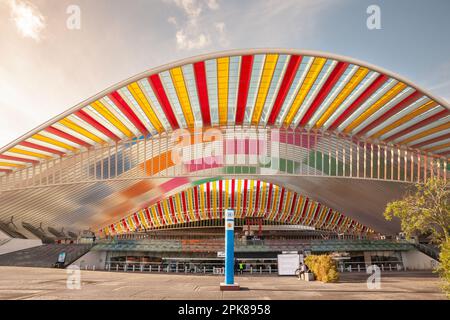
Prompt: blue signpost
<box><xmin>220</xmin><ymin>209</ymin><xmax>240</xmax><ymax>290</ymax></box>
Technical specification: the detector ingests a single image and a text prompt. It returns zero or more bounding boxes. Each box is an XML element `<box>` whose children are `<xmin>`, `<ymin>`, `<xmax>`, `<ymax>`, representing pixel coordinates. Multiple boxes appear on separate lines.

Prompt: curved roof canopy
<box><xmin>0</xmin><ymin>49</ymin><xmax>449</xmax><ymax>174</ymax></box>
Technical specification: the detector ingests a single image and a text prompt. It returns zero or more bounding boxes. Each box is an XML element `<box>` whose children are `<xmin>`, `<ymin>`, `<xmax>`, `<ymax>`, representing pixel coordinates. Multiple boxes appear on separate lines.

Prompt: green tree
<box><xmin>437</xmin><ymin>239</ymin><xmax>450</xmax><ymax>298</ymax></box>
<box><xmin>384</xmin><ymin>177</ymin><xmax>450</xmax><ymax>297</ymax></box>
<box><xmin>384</xmin><ymin>178</ymin><xmax>449</xmax><ymax>243</ymax></box>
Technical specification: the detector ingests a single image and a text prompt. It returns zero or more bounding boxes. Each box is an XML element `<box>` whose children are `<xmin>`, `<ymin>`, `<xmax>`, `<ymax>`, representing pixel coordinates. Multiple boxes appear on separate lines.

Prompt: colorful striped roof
<box><xmin>1</xmin><ymin>49</ymin><xmax>449</xmax><ymax>174</ymax></box>
<box><xmin>103</xmin><ymin>179</ymin><xmax>372</xmax><ymax>236</ymax></box>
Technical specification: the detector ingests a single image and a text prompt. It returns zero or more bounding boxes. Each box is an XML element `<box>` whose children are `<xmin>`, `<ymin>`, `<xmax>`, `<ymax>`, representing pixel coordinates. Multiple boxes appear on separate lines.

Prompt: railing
<box><xmin>1</xmin><ymin>127</ymin><xmax>447</xmax><ymax>191</ymax></box>
<box><xmin>99</xmin><ymin>261</ymin><xmax>278</xmax><ymax>275</ymax></box>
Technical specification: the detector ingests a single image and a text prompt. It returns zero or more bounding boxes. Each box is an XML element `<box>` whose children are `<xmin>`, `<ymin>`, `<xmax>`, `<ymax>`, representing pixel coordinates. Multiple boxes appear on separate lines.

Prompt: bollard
<box><xmin>389</xmin><ymin>264</ymin><xmax>392</xmax><ymax>271</ymax></box>
<box><xmin>116</xmin><ymin>265</ymin><xmax>119</xmax><ymax>272</ymax></box>
<box><xmin>85</xmin><ymin>265</ymin><xmax>88</xmax><ymax>270</ymax></box>
<box><xmin>250</xmin><ymin>267</ymin><xmax>253</xmax><ymax>274</ymax></box>
<box><xmin>140</xmin><ymin>265</ymin><xmax>143</xmax><ymax>272</ymax></box>
<box><xmin>166</xmin><ymin>266</ymin><xmax>169</xmax><ymax>273</ymax></box>
<box><xmin>132</xmin><ymin>265</ymin><xmax>135</xmax><ymax>272</ymax></box>
<box><xmin>203</xmin><ymin>266</ymin><xmax>206</xmax><ymax>273</ymax></box>
<box><xmin>93</xmin><ymin>265</ymin><xmax>96</xmax><ymax>271</ymax></box>
<box><xmin>357</xmin><ymin>265</ymin><xmax>360</xmax><ymax>272</ymax></box>
<box><xmin>381</xmin><ymin>264</ymin><xmax>384</xmax><ymax>272</ymax></box>
<box><xmin>194</xmin><ymin>266</ymin><xmax>197</xmax><ymax>273</ymax></box>
<box><xmin>260</xmin><ymin>266</ymin><xmax>262</xmax><ymax>274</ymax></box>
<box><xmin>185</xmin><ymin>266</ymin><xmax>188</xmax><ymax>273</ymax></box>
<box><xmin>158</xmin><ymin>265</ymin><xmax>161</xmax><ymax>272</ymax></box>
<box><xmin>269</xmin><ymin>266</ymin><xmax>271</xmax><ymax>274</ymax></box>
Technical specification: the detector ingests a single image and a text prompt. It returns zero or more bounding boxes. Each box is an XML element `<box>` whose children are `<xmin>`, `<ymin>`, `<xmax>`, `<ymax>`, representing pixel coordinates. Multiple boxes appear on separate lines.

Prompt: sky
<box><xmin>0</xmin><ymin>0</ymin><xmax>449</xmax><ymax>147</ymax></box>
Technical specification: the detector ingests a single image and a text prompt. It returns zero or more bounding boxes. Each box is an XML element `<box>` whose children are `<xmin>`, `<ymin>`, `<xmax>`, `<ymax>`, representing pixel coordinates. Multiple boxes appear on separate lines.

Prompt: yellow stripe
<box><xmin>270</xmin><ymin>186</ymin><xmax>279</xmax><ymax>220</ymax></box>
<box><xmin>32</xmin><ymin>134</ymin><xmax>76</xmax><ymax>151</ymax></box>
<box><xmin>260</xmin><ymin>182</ymin><xmax>267</xmax><ymax>216</ymax></box>
<box><xmin>169</xmin><ymin>68</ymin><xmax>195</xmax><ymax>128</ymax></box>
<box><xmin>139</xmin><ymin>210</ymin><xmax>150</xmax><ymax>228</ymax></box>
<box><xmin>9</xmin><ymin>148</ymin><xmax>49</xmax><ymax>159</ymax></box>
<box><xmin>399</xmin><ymin>122</ymin><xmax>450</xmax><ymax>145</ymax></box>
<box><xmin>212</xmin><ymin>181</ymin><xmax>217</xmax><ymax>219</ymax></box>
<box><xmin>188</xmin><ymin>189</ymin><xmax>195</xmax><ymax>221</ymax></box>
<box><xmin>91</xmin><ymin>101</ymin><xmax>133</xmax><ymax>137</ymax></box>
<box><xmin>248</xmin><ymin>180</ymin><xmax>254</xmax><ymax>216</ymax></box>
<box><xmin>343</xmin><ymin>82</ymin><xmax>407</xmax><ymax>133</ymax></box>
<box><xmin>128</xmin><ymin>82</ymin><xmax>164</xmax><ymax>132</ymax></box>
<box><xmin>0</xmin><ymin>161</ymin><xmax>25</xmax><ymax>168</ymax></box>
<box><xmin>236</xmin><ymin>179</ymin><xmax>242</xmax><ymax>217</ymax></box>
<box><xmin>175</xmin><ymin>193</ymin><xmax>184</xmax><ymax>223</ymax></box>
<box><xmin>315</xmin><ymin>67</ymin><xmax>369</xmax><ymax>128</ymax></box>
<box><xmin>281</xmin><ymin>192</ymin><xmax>291</xmax><ymax>221</ymax></box>
<box><xmin>251</xmin><ymin>54</ymin><xmax>279</xmax><ymax>125</ymax></box>
<box><xmin>284</xmin><ymin>57</ymin><xmax>327</xmax><ymax>127</ymax></box>
<box><xmin>151</xmin><ymin>207</ymin><xmax>160</xmax><ymax>227</ymax></box>
<box><xmin>370</xmin><ymin>101</ymin><xmax>438</xmax><ymax>139</ymax></box>
<box><xmin>59</xmin><ymin>118</ymin><xmax>103</xmax><ymax>143</ymax></box>
<box><xmin>224</xmin><ymin>180</ymin><xmax>229</xmax><ymax>210</ymax></box>
<box><xmin>200</xmin><ymin>184</ymin><xmax>206</xmax><ymax>219</ymax></box>
<box><xmin>426</xmin><ymin>142</ymin><xmax>450</xmax><ymax>152</ymax></box>
<box><xmin>217</xmin><ymin>57</ymin><xmax>230</xmax><ymax>126</ymax></box>
<box><xmin>163</xmin><ymin>200</ymin><xmax>172</xmax><ymax>224</ymax></box>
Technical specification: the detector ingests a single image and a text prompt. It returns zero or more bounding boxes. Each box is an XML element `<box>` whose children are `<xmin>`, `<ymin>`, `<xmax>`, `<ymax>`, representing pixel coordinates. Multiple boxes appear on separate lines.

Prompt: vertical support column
<box><xmin>221</xmin><ymin>208</ymin><xmax>239</xmax><ymax>290</ymax></box>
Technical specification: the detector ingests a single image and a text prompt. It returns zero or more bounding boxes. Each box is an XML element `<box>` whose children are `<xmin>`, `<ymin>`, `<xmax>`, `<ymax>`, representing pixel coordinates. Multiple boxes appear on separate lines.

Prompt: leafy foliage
<box><xmin>304</xmin><ymin>254</ymin><xmax>339</xmax><ymax>283</ymax></box>
<box><xmin>384</xmin><ymin>178</ymin><xmax>450</xmax><ymax>244</ymax></box>
<box><xmin>437</xmin><ymin>239</ymin><xmax>450</xmax><ymax>298</ymax></box>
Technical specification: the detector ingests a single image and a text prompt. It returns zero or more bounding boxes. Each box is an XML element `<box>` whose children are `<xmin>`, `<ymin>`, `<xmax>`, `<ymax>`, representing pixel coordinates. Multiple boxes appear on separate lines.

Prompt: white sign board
<box><xmin>225</xmin><ymin>209</ymin><xmax>235</xmax><ymax>230</ymax></box>
<box><xmin>217</xmin><ymin>251</ymin><xmax>225</xmax><ymax>258</ymax></box>
<box><xmin>277</xmin><ymin>254</ymin><xmax>300</xmax><ymax>276</ymax></box>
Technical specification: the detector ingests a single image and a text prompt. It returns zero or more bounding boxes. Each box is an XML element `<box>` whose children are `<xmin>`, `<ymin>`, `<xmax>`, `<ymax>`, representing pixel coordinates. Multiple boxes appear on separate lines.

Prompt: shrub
<box><xmin>305</xmin><ymin>254</ymin><xmax>339</xmax><ymax>283</ymax></box>
<box><xmin>437</xmin><ymin>239</ymin><xmax>450</xmax><ymax>298</ymax></box>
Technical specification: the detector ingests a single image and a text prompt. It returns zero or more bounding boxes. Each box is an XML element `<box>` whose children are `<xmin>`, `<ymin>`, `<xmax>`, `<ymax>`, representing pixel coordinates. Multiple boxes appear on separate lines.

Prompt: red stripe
<box><xmin>235</xmin><ymin>55</ymin><xmax>254</xmax><ymax>124</ymax></box>
<box><xmin>298</xmin><ymin>62</ymin><xmax>349</xmax><ymax>127</ymax></box>
<box><xmin>274</xmin><ymin>188</ymin><xmax>285</xmax><ymax>222</ymax></box>
<box><xmin>219</xmin><ymin>180</ymin><xmax>223</xmax><ymax>219</ymax></box>
<box><xmin>231</xmin><ymin>179</ymin><xmax>235</xmax><ymax>208</ymax></box>
<box><xmin>265</xmin><ymin>183</ymin><xmax>273</xmax><ymax>218</ymax></box>
<box><xmin>299</xmin><ymin>199</ymin><xmax>310</xmax><ymax>224</ymax></box>
<box><xmin>206</xmin><ymin>182</ymin><xmax>211</xmax><ymax>219</ymax></box>
<box><xmin>193</xmin><ymin>62</ymin><xmax>211</xmax><ymax>126</ymax></box>
<box><xmin>0</xmin><ymin>154</ymin><xmax>39</xmax><ymax>164</ymax></box>
<box><xmin>328</xmin><ymin>74</ymin><xmax>388</xmax><ymax>130</ymax></box>
<box><xmin>411</xmin><ymin>132</ymin><xmax>450</xmax><ymax>149</ymax></box>
<box><xmin>133</xmin><ymin>213</ymin><xmax>140</xmax><ymax>228</ymax></box>
<box><xmin>311</xmin><ymin>204</ymin><xmax>321</xmax><ymax>225</ymax></box>
<box><xmin>181</xmin><ymin>192</ymin><xmax>189</xmax><ymax>222</ymax></box>
<box><xmin>20</xmin><ymin>141</ymin><xmax>64</xmax><ymax>156</ymax></box>
<box><xmin>193</xmin><ymin>186</ymin><xmax>200</xmax><ymax>220</ymax></box>
<box><xmin>242</xmin><ymin>179</ymin><xmax>248</xmax><ymax>217</ymax></box>
<box><xmin>385</xmin><ymin>110</ymin><xmax>450</xmax><ymax>142</ymax></box>
<box><xmin>75</xmin><ymin>110</ymin><xmax>120</xmax><ymax>141</ymax></box>
<box><xmin>157</xmin><ymin>203</ymin><xmax>166</xmax><ymax>225</ymax></box>
<box><xmin>285</xmin><ymin>194</ymin><xmax>297</xmax><ymax>221</ymax></box>
<box><xmin>169</xmin><ymin>197</ymin><xmax>178</xmax><ymax>224</ymax></box>
<box><xmin>268</xmin><ymin>55</ymin><xmax>302</xmax><ymax>125</ymax></box>
<box><xmin>148</xmin><ymin>74</ymin><xmax>179</xmax><ymax>129</ymax></box>
<box><xmin>356</xmin><ymin>91</ymin><xmax>423</xmax><ymax>136</ymax></box>
<box><xmin>144</xmin><ymin>208</ymin><xmax>154</xmax><ymax>227</ymax></box>
<box><xmin>108</xmin><ymin>91</ymin><xmax>148</xmax><ymax>135</ymax></box>
<box><xmin>45</xmin><ymin>126</ymin><xmax>91</xmax><ymax>147</ymax></box>
<box><xmin>0</xmin><ymin>169</ymin><xmax>12</xmax><ymax>173</ymax></box>
<box><xmin>254</xmin><ymin>181</ymin><xmax>261</xmax><ymax>212</ymax></box>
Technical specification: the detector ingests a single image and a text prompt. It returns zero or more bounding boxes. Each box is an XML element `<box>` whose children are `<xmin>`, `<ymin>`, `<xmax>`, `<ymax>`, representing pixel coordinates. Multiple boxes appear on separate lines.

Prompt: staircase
<box><xmin>0</xmin><ymin>244</ymin><xmax>93</xmax><ymax>268</ymax></box>
<box><xmin>413</xmin><ymin>243</ymin><xmax>440</xmax><ymax>261</ymax></box>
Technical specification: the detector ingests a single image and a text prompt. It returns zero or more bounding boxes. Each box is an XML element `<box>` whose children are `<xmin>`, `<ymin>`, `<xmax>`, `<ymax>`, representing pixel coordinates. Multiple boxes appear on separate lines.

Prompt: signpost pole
<box><xmin>220</xmin><ymin>209</ymin><xmax>240</xmax><ymax>291</ymax></box>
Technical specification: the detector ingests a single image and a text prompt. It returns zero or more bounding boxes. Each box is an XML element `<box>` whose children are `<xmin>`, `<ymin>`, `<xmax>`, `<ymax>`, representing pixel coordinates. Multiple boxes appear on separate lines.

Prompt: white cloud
<box><xmin>165</xmin><ymin>0</ymin><xmax>227</xmax><ymax>50</ymax></box>
<box><xmin>6</xmin><ymin>0</ymin><xmax>46</xmax><ymax>42</ymax></box>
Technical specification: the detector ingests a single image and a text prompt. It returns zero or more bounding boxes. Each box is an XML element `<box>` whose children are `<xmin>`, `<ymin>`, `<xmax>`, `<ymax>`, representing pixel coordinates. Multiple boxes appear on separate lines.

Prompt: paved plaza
<box><xmin>0</xmin><ymin>267</ymin><xmax>445</xmax><ymax>300</ymax></box>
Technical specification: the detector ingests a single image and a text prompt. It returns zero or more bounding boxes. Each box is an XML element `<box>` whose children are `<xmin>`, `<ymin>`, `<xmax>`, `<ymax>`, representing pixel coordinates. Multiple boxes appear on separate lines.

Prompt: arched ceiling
<box><xmin>1</xmin><ymin>49</ymin><xmax>449</xmax><ymax>175</ymax></box>
<box><xmin>103</xmin><ymin>179</ymin><xmax>374</xmax><ymax>236</ymax></box>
